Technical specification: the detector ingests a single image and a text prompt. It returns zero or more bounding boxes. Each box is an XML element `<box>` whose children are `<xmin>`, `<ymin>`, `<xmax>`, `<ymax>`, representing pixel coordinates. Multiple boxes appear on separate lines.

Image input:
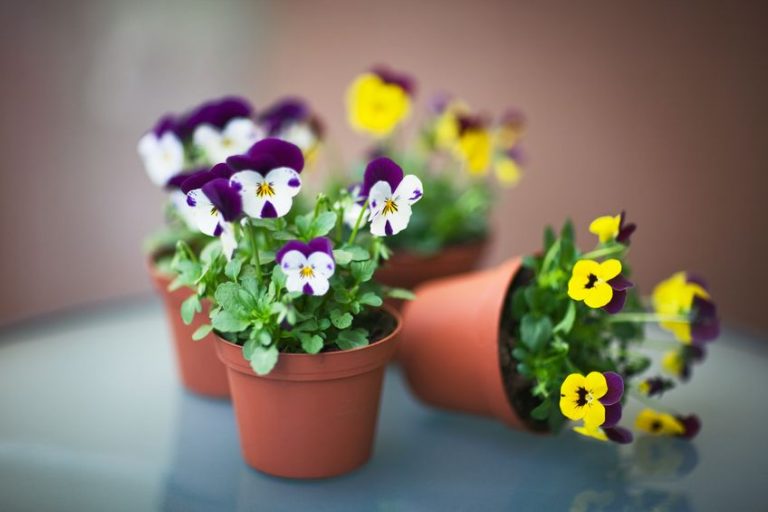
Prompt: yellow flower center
<box><xmin>300</xmin><ymin>266</ymin><xmax>315</xmax><ymax>278</ymax></box>
<box><xmin>383</xmin><ymin>198</ymin><xmax>398</xmax><ymax>215</ymax></box>
<box><xmin>209</xmin><ymin>206</ymin><xmax>217</xmax><ymax>216</ymax></box>
<box><xmin>256</xmin><ymin>182</ymin><xmax>275</xmax><ymax>198</ymax></box>
<box><xmin>221</xmin><ymin>137</ymin><xmax>233</xmax><ymax>148</ymax></box>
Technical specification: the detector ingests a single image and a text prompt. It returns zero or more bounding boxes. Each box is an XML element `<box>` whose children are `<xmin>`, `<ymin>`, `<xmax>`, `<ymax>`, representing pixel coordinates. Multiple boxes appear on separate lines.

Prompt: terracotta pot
<box><xmin>148</xmin><ymin>260</ymin><xmax>230</xmax><ymax>398</ymax></box>
<box><xmin>398</xmin><ymin>257</ymin><xmax>524</xmax><ymax>428</ymax></box>
<box><xmin>215</xmin><ymin>306</ymin><xmax>402</xmax><ymax>479</ymax></box>
<box><xmin>375</xmin><ymin>238</ymin><xmax>488</xmax><ymax>290</ymax></box>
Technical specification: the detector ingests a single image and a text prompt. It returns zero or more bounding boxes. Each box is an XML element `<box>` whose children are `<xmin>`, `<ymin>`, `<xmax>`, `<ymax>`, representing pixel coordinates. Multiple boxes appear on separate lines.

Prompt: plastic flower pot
<box><xmin>397</xmin><ymin>257</ymin><xmax>528</xmax><ymax>429</ymax></box>
<box><xmin>214</xmin><ymin>306</ymin><xmax>402</xmax><ymax>479</ymax></box>
<box><xmin>375</xmin><ymin>238</ymin><xmax>488</xmax><ymax>290</ymax></box>
<box><xmin>148</xmin><ymin>259</ymin><xmax>230</xmax><ymax>399</ymax></box>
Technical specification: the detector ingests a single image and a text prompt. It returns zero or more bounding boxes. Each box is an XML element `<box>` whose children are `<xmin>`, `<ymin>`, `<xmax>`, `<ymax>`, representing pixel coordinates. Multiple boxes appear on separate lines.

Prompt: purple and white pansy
<box><xmin>181</xmin><ymin>166</ymin><xmax>243</xmax><ymax>237</ymax></box>
<box><xmin>258</xmin><ymin>97</ymin><xmax>322</xmax><ymax>155</ymax></box>
<box><xmin>188</xmin><ymin>96</ymin><xmax>261</xmax><ymax>164</ymax></box>
<box><xmin>360</xmin><ymin>157</ymin><xmax>423</xmax><ymax>236</ymax></box>
<box><xmin>276</xmin><ymin>237</ymin><xmax>336</xmax><ymax>296</ymax></box>
<box><xmin>226</xmin><ymin>138</ymin><xmax>304</xmax><ymax>219</ymax></box>
<box><xmin>137</xmin><ymin>116</ymin><xmax>185</xmax><ymax>187</ymax></box>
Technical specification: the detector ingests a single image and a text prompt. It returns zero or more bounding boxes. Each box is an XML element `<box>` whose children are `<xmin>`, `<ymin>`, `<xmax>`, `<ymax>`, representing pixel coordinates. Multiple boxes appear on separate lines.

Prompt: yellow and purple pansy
<box><xmin>276</xmin><ymin>237</ymin><xmax>336</xmax><ymax>296</ymax></box>
<box><xmin>567</xmin><ymin>259</ymin><xmax>633</xmax><ymax>313</ymax></box>
<box><xmin>637</xmin><ymin>376</ymin><xmax>674</xmax><ymax>397</ymax></box>
<box><xmin>560</xmin><ymin>371</ymin><xmax>624</xmax><ymax>428</ymax></box>
<box><xmin>635</xmin><ymin>409</ymin><xmax>700</xmax><ymax>439</ymax></box>
<box><xmin>589</xmin><ymin>211</ymin><xmax>636</xmax><ymax>245</ymax></box>
<box><xmin>454</xmin><ymin>113</ymin><xmax>493</xmax><ymax>175</ymax></box>
<box><xmin>347</xmin><ymin>66</ymin><xmax>414</xmax><ymax>138</ymax></box>
<box><xmin>662</xmin><ymin>344</ymin><xmax>706</xmax><ymax>381</ymax></box>
<box><xmin>359</xmin><ymin>157</ymin><xmax>423</xmax><ymax>236</ymax></box>
<box><xmin>653</xmin><ymin>272</ymin><xmax>720</xmax><ymax>344</ymax></box>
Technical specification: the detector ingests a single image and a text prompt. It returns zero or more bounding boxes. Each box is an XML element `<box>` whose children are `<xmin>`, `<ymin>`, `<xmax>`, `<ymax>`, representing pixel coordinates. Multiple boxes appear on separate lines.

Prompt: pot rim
<box><xmin>215</xmin><ymin>304</ymin><xmax>403</xmax><ymax>381</ymax></box>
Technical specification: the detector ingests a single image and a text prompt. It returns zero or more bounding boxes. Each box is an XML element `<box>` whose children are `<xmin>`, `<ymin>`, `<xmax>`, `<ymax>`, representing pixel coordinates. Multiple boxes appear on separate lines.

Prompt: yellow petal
<box><xmin>573</xmin><ymin>424</ymin><xmax>608</xmax><ymax>441</ymax></box>
<box><xmin>561</xmin><ymin>373</ymin><xmax>586</xmax><ymax>396</ymax></box>
<box><xmin>560</xmin><ymin>396</ymin><xmax>586</xmax><ymax>421</ymax></box>
<box><xmin>583</xmin><ymin>402</ymin><xmax>606</xmax><ymax>427</ymax></box>
<box><xmin>598</xmin><ymin>259</ymin><xmax>622</xmax><ymax>281</ymax></box>
<box><xmin>585</xmin><ymin>371</ymin><xmax>608</xmax><ymax>399</ymax></box>
<box><xmin>346</xmin><ymin>73</ymin><xmax>410</xmax><ymax>138</ymax></box>
<box><xmin>494</xmin><ymin>157</ymin><xmax>521</xmax><ymax>186</ymax></box>
<box><xmin>560</xmin><ymin>373</ymin><xmax>587</xmax><ymax>420</ymax></box>
<box><xmin>584</xmin><ymin>282</ymin><xmax>613</xmax><ymax>308</ymax></box>
<box><xmin>589</xmin><ymin>215</ymin><xmax>620</xmax><ymax>243</ymax></box>
<box><xmin>572</xmin><ymin>259</ymin><xmax>600</xmax><ymax>278</ymax></box>
<box><xmin>662</xmin><ymin>351</ymin><xmax>684</xmax><ymax>376</ymax></box>
<box><xmin>456</xmin><ymin>129</ymin><xmax>492</xmax><ymax>175</ymax></box>
<box><xmin>635</xmin><ymin>408</ymin><xmax>685</xmax><ymax>435</ymax></box>
<box><xmin>568</xmin><ymin>275</ymin><xmax>590</xmax><ymax>300</ymax></box>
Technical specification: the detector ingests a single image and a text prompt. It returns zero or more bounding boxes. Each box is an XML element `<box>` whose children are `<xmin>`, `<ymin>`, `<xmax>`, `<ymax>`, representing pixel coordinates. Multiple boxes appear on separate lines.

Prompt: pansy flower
<box><xmin>567</xmin><ymin>259</ymin><xmax>634</xmax><ymax>313</ymax></box>
<box><xmin>225</xmin><ymin>138</ymin><xmax>304</xmax><ymax>219</ymax></box>
<box><xmin>560</xmin><ymin>371</ymin><xmax>624</xmax><ymax>428</ymax></box>
<box><xmin>360</xmin><ymin>157</ymin><xmax>423</xmax><ymax>237</ymax></box>
<box><xmin>276</xmin><ymin>237</ymin><xmax>335</xmax><ymax>296</ymax></box>
<box><xmin>493</xmin><ymin>146</ymin><xmax>525</xmax><ymax>186</ymax></box>
<box><xmin>165</xmin><ymin>167</ymin><xmax>209</xmax><ymax>231</ymax></box>
<box><xmin>180</xmin><ymin>166</ymin><xmax>243</xmax><ymax>238</ymax></box>
<box><xmin>454</xmin><ymin>113</ymin><xmax>493</xmax><ymax>175</ymax></box>
<box><xmin>635</xmin><ymin>409</ymin><xmax>686</xmax><ymax>436</ymax></box>
<box><xmin>137</xmin><ymin>115</ymin><xmax>185</xmax><ymax>187</ymax></box>
<box><xmin>189</xmin><ymin>96</ymin><xmax>261</xmax><ymax>165</ymax></box>
<box><xmin>638</xmin><ymin>376</ymin><xmax>675</xmax><ymax>397</ymax></box>
<box><xmin>573</xmin><ymin>424</ymin><xmax>634</xmax><ymax>444</ymax></box>
<box><xmin>258</xmin><ymin>97</ymin><xmax>323</xmax><ymax>158</ymax></box>
<box><xmin>589</xmin><ymin>211</ymin><xmax>637</xmax><ymax>245</ymax></box>
<box><xmin>662</xmin><ymin>344</ymin><xmax>706</xmax><ymax>381</ymax></box>
<box><xmin>653</xmin><ymin>272</ymin><xmax>720</xmax><ymax>344</ymax></box>
<box><xmin>347</xmin><ymin>66</ymin><xmax>414</xmax><ymax>137</ymax></box>
<box><xmin>431</xmin><ymin>96</ymin><xmax>470</xmax><ymax>150</ymax></box>
<box><xmin>496</xmin><ymin>108</ymin><xmax>526</xmax><ymax>151</ymax></box>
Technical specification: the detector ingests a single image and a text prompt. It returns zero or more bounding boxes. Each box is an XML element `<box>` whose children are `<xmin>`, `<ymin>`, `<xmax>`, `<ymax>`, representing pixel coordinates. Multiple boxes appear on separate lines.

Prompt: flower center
<box><xmin>575</xmin><ymin>386</ymin><xmax>595</xmax><ymax>407</ymax></box>
<box><xmin>209</xmin><ymin>206</ymin><xmax>218</xmax><ymax>216</ymax></box>
<box><xmin>257</xmin><ymin>182</ymin><xmax>275</xmax><ymax>198</ymax></box>
<box><xmin>383</xmin><ymin>198</ymin><xmax>398</xmax><ymax>215</ymax></box>
<box><xmin>221</xmin><ymin>137</ymin><xmax>233</xmax><ymax>148</ymax></box>
<box><xmin>585</xmin><ymin>273</ymin><xmax>599</xmax><ymax>289</ymax></box>
<box><xmin>300</xmin><ymin>266</ymin><xmax>315</xmax><ymax>278</ymax></box>
<box><xmin>650</xmin><ymin>420</ymin><xmax>663</xmax><ymax>432</ymax></box>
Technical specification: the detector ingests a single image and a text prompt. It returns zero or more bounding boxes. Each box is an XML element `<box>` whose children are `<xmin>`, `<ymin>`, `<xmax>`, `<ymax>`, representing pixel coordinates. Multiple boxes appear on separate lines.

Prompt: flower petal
<box><xmin>586</xmin><ymin>371</ymin><xmax>608</xmax><ymax>399</ymax></box>
<box><xmin>187</xmin><ymin>189</ymin><xmax>219</xmax><ymax>236</ymax></box>
<box><xmin>598</xmin><ymin>259</ymin><xmax>622</xmax><ymax>281</ymax></box>
<box><xmin>361</xmin><ymin>157</ymin><xmax>404</xmax><ymax>199</ymax></box>
<box><xmin>584</xmin><ymin>282</ymin><xmax>613</xmax><ymax>309</ymax></box>
<box><xmin>608</xmin><ymin>275</ymin><xmax>634</xmax><ymax>291</ymax></box>
<box><xmin>227</xmin><ymin>137</ymin><xmax>304</xmax><ymax>174</ymax></box>
<box><xmin>279</xmin><ymin>249</ymin><xmax>308</xmax><ymax>273</ymax></box>
<box><xmin>394</xmin><ymin>174</ymin><xmax>424</xmax><ymax>204</ymax></box>
<box><xmin>308</xmin><ymin>251</ymin><xmax>335</xmax><ymax>279</ymax></box>
<box><xmin>602</xmin><ymin>402</ymin><xmax>622</xmax><ymax>428</ymax></box>
<box><xmin>265</xmin><ymin>167</ymin><xmax>302</xmax><ymax>197</ymax></box>
<box><xmin>604</xmin><ymin>426</ymin><xmax>633</xmax><ymax>444</ymax></box>
<box><xmin>602</xmin><ymin>288</ymin><xmax>627</xmax><ymax>314</ymax></box>
<box><xmin>600</xmin><ymin>371</ymin><xmax>624</xmax><ymax>405</ymax></box>
<box><xmin>305</xmin><ymin>275</ymin><xmax>330</xmax><ymax>296</ymax></box>
<box><xmin>202</xmin><ymin>178</ymin><xmax>242</xmax><ymax>222</ymax></box>
<box><xmin>583</xmin><ymin>402</ymin><xmax>606</xmax><ymax>428</ymax></box>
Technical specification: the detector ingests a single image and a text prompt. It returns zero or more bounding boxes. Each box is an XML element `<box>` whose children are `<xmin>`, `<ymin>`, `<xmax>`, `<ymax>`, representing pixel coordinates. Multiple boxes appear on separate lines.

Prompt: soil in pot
<box><xmin>215</xmin><ymin>306</ymin><xmax>402</xmax><ymax>479</ymax></box>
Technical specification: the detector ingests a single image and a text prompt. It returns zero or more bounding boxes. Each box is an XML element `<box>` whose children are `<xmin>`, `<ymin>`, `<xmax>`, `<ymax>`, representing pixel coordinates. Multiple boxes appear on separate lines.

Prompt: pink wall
<box><xmin>1</xmin><ymin>0</ymin><xmax>766</xmax><ymax>331</ymax></box>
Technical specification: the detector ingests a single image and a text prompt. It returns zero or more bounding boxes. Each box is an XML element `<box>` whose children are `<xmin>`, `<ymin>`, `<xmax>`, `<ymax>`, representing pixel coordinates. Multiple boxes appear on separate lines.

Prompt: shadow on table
<box><xmin>160</xmin><ymin>372</ymin><xmax>698</xmax><ymax>512</ymax></box>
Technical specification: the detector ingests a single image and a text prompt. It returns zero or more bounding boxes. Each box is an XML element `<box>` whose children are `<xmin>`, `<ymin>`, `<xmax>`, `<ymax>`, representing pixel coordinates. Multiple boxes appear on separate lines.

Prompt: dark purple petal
<box><xmin>643</xmin><ymin>376</ymin><xmax>673</xmax><ymax>397</ymax></box>
<box><xmin>616</xmin><ymin>210</ymin><xmax>636</xmax><ymax>245</ymax></box>
<box><xmin>213</xmin><ymin>223</ymin><xmax>223</xmax><ymax>237</ymax></box>
<box><xmin>600</xmin><ymin>371</ymin><xmax>624</xmax><ymax>405</ymax></box>
<box><xmin>370</xmin><ymin>65</ymin><xmax>415</xmax><ymax>96</ymax></box>
<box><xmin>457</xmin><ymin>113</ymin><xmax>489</xmax><ymax>135</ymax></box>
<box><xmin>691</xmin><ymin>296</ymin><xmax>719</xmax><ymax>343</ymax></box>
<box><xmin>608</xmin><ymin>274</ymin><xmax>634</xmax><ymax>291</ymax></box>
<box><xmin>602</xmin><ymin>402</ymin><xmax>623</xmax><ymax>428</ymax></box>
<box><xmin>385</xmin><ymin>220</ymin><xmax>394</xmax><ymax>236</ymax></box>
<box><xmin>258</xmin><ymin>97</ymin><xmax>309</xmax><ymax>135</ymax></box>
<box><xmin>686</xmin><ymin>273</ymin><xmax>709</xmax><ymax>291</ymax></box>
<box><xmin>361</xmin><ymin>157</ymin><xmax>404</xmax><ymax>199</ymax></box>
<box><xmin>307</xmin><ymin>237</ymin><xmax>334</xmax><ymax>259</ymax></box>
<box><xmin>602</xmin><ymin>289</ymin><xmax>627</xmax><ymax>314</ymax></box>
<box><xmin>152</xmin><ymin>114</ymin><xmax>178</xmax><ymax>136</ymax></box>
<box><xmin>202</xmin><ymin>179</ymin><xmax>242</xmax><ymax>222</ymax></box>
<box><xmin>676</xmin><ymin>415</ymin><xmax>701</xmax><ymax>439</ymax></box>
<box><xmin>211</xmin><ymin>162</ymin><xmax>235</xmax><ymax>179</ymax></box>
<box><xmin>261</xmin><ymin>201</ymin><xmax>278</xmax><ymax>218</ymax></box>
<box><xmin>226</xmin><ymin>138</ymin><xmax>304</xmax><ymax>175</ymax></box>
<box><xmin>276</xmin><ymin>241</ymin><xmax>311</xmax><ymax>264</ymax></box>
<box><xmin>604</xmin><ymin>426</ymin><xmax>633</xmax><ymax>444</ymax></box>
<box><xmin>179</xmin><ymin>96</ymin><xmax>254</xmax><ymax>137</ymax></box>
<box><xmin>165</xmin><ymin>167</ymin><xmax>208</xmax><ymax>190</ymax></box>
<box><xmin>302</xmin><ymin>283</ymin><xmax>314</xmax><ymax>295</ymax></box>
<box><xmin>180</xmin><ymin>169</ymin><xmax>217</xmax><ymax>194</ymax></box>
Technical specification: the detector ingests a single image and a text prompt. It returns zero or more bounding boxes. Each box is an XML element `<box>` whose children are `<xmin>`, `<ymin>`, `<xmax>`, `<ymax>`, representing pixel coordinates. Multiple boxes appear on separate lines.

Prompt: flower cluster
<box><xmin>342</xmin><ymin>66</ymin><xmax>527</xmax><ymax>254</ymax></box>
<box><xmin>503</xmin><ymin>213</ymin><xmax>719</xmax><ymax>444</ymax></box>
<box><xmin>165</xmin><ymin>136</ymin><xmax>423</xmax><ymax>375</ymax></box>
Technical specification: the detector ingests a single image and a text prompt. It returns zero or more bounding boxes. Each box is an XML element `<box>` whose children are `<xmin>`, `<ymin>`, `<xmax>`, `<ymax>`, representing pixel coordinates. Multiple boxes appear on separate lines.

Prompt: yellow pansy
<box><xmin>494</xmin><ymin>156</ymin><xmax>522</xmax><ymax>186</ymax></box>
<box><xmin>652</xmin><ymin>272</ymin><xmax>710</xmax><ymax>343</ymax></box>
<box><xmin>346</xmin><ymin>73</ymin><xmax>411</xmax><ymax>138</ymax></box>
<box><xmin>589</xmin><ymin>215</ymin><xmax>622</xmax><ymax>243</ymax></box>
<box><xmin>455</xmin><ymin>127</ymin><xmax>493</xmax><ymax>175</ymax></box>
<box><xmin>433</xmin><ymin>100</ymin><xmax>470</xmax><ymax>150</ymax></box>
<box><xmin>635</xmin><ymin>408</ymin><xmax>685</xmax><ymax>436</ymax></box>
<box><xmin>567</xmin><ymin>259</ymin><xmax>622</xmax><ymax>309</ymax></box>
<box><xmin>559</xmin><ymin>371</ymin><xmax>609</xmax><ymax>427</ymax></box>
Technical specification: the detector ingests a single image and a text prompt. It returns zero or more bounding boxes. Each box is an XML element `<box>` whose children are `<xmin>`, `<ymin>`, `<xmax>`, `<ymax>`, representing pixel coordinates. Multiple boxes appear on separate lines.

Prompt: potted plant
<box><xmin>171</xmin><ymin>139</ymin><xmax>422</xmax><ymax>478</ymax></box>
<box><xmin>138</xmin><ymin>96</ymin><xmax>323</xmax><ymax>398</ymax></box>
<box><xmin>398</xmin><ymin>212</ymin><xmax>719</xmax><ymax>443</ymax></box>
<box><xmin>343</xmin><ymin>66</ymin><xmax>528</xmax><ymax>289</ymax></box>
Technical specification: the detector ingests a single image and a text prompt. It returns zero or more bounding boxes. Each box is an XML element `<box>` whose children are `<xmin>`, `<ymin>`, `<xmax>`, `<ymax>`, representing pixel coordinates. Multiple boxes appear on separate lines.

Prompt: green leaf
<box><xmin>330</xmin><ymin>309</ymin><xmax>354</xmax><ymax>329</ymax></box>
<box><xmin>243</xmin><ymin>337</ymin><xmax>257</xmax><ymax>359</ymax></box>
<box><xmin>346</xmin><ymin>246</ymin><xmax>370</xmax><ymax>261</ymax></box>
<box><xmin>257</xmin><ymin>330</ymin><xmax>272</xmax><ymax>346</ymax></box>
<box><xmin>530</xmin><ymin>399</ymin><xmax>551</xmax><ymax>420</ymax></box>
<box><xmin>336</xmin><ymin>328</ymin><xmax>369</xmax><ymax>350</ymax></box>
<box><xmin>520</xmin><ymin>314</ymin><xmax>553</xmax><ymax>351</ymax></box>
<box><xmin>300</xmin><ymin>334</ymin><xmax>324</xmax><ymax>354</ymax></box>
<box><xmin>332</xmin><ymin>249</ymin><xmax>353</xmax><ymax>266</ymax></box>
<box><xmin>249</xmin><ymin>345</ymin><xmax>279</xmax><ymax>375</ymax></box>
<box><xmin>212</xmin><ymin>310</ymin><xmax>249</xmax><ymax>332</ymax></box>
<box><xmin>192</xmin><ymin>324</ymin><xmax>213</xmax><ymax>341</ymax></box>
<box><xmin>225</xmin><ymin>258</ymin><xmax>243</xmax><ymax>280</ymax></box>
<box><xmin>312</xmin><ymin>211</ymin><xmax>338</xmax><ymax>237</ymax></box>
<box><xmin>553</xmin><ymin>302</ymin><xmax>576</xmax><ymax>334</ymax></box>
<box><xmin>350</xmin><ymin>260</ymin><xmax>376</xmax><ymax>282</ymax></box>
<box><xmin>358</xmin><ymin>292</ymin><xmax>383</xmax><ymax>307</ymax></box>
<box><xmin>180</xmin><ymin>294</ymin><xmax>201</xmax><ymax>325</ymax></box>
<box><xmin>386</xmin><ymin>288</ymin><xmax>415</xmax><ymax>300</ymax></box>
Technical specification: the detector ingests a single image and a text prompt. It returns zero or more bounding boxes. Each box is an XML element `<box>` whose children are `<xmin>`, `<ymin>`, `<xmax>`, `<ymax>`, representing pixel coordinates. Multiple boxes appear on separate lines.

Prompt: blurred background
<box><xmin>1</xmin><ymin>0</ymin><xmax>766</xmax><ymax>332</ymax></box>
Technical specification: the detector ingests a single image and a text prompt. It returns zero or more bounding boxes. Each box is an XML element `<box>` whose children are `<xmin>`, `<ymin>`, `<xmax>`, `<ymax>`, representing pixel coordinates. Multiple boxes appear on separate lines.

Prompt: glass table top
<box><xmin>0</xmin><ymin>297</ymin><xmax>766</xmax><ymax>511</ymax></box>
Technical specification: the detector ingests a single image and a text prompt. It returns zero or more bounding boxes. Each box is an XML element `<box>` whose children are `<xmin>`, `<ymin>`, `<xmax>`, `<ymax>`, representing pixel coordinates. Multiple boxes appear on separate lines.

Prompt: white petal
<box><xmin>279</xmin><ymin>250</ymin><xmax>308</xmax><ymax>272</ymax></box>
<box><xmin>223</xmin><ymin>118</ymin><xmax>262</xmax><ymax>150</ymax></box>
<box><xmin>220</xmin><ymin>223</ymin><xmax>237</xmax><ymax>260</ymax></box>
<box><xmin>232</xmin><ymin>169</ymin><xmax>296</xmax><ymax>219</ymax></box>
<box><xmin>137</xmin><ymin>132</ymin><xmax>184</xmax><ymax>186</ymax></box>
<box><xmin>367</xmin><ymin>181</ymin><xmax>393</xmax><ymax>214</ymax></box>
<box><xmin>170</xmin><ymin>190</ymin><xmax>197</xmax><ymax>231</ymax></box>
<box><xmin>195</xmin><ymin>119</ymin><xmax>261</xmax><ymax>164</ymax></box>
<box><xmin>285</xmin><ymin>272</ymin><xmax>306</xmax><ymax>294</ymax></box>
<box><xmin>305</xmin><ymin>275</ymin><xmax>330</xmax><ymax>296</ymax></box>
<box><xmin>187</xmin><ymin>189</ymin><xmax>220</xmax><ymax>236</ymax></box>
<box><xmin>343</xmin><ymin>202</ymin><xmax>366</xmax><ymax>228</ymax></box>
<box><xmin>265</xmin><ymin>167</ymin><xmax>302</xmax><ymax>198</ymax></box>
<box><xmin>369</xmin><ymin>202</ymin><xmax>412</xmax><ymax>237</ymax></box>
<box><xmin>394</xmin><ymin>174</ymin><xmax>424</xmax><ymax>205</ymax></box>
<box><xmin>280</xmin><ymin>123</ymin><xmax>315</xmax><ymax>152</ymax></box>
<box><xmin>308</xmin><ymin>251</ymin><xmax>335</xmax><ymax>279</ymax></box>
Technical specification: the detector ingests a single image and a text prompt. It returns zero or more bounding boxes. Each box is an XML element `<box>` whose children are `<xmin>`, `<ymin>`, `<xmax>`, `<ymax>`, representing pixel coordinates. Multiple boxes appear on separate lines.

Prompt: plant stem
<box><xmin>347</xmin><ymin>199</ymin><xmax>370</xmax><ymax>245</ymax></box>
<box><xmin>609</xmin><ymin>313</ymin><xmax>688</xmax><ymax>324</ymax></box>
<box><xmin>581</xmin><ymin>245</ymin><xmax>626</xmax><ymax>260</ymax></box>
<box><xmin>246</xmin><ymin>221</ymin><xmax>262</xmax><ymax>280</ymax></box>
